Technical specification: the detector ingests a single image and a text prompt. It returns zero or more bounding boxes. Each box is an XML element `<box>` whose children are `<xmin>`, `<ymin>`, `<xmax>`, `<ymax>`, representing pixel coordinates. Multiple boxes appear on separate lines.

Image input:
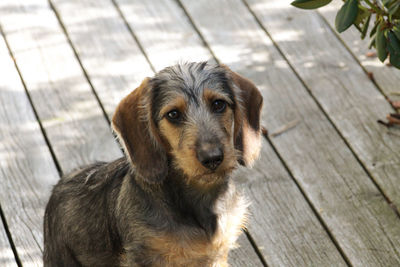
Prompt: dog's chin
<box><xmin>171</xmin><ymin>155</ymin><xmax>238</xmax><ymax>187</ymax></box>
<box><xmin>189</xmin><ymin>163</ymin><xmax>237</xmax><ymax>187</ymax></box>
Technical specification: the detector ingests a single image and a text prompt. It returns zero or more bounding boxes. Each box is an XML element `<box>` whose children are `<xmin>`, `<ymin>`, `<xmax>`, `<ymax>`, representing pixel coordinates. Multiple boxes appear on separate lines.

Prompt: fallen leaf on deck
<box><xmin>387</xmin><ymin>113</ymin><xmax>400</xmax><ymax>125</ymax></box>
<box><xmin>389</xmin><ymin>100</ymin><xmax>400</xmax><ymax>109</ymax></box>
<box><xmin>270</xmin><ymin>118</ymin><xmax>300</xmax><ymax>137</ymax></box>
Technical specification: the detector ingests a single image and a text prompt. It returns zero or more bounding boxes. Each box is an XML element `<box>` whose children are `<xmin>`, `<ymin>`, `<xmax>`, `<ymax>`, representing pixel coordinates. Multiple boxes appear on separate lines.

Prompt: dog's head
<box><xmin>112</xmin><ymin>62</ymin><xmax>262</xmax><ymax>186</ymax></box>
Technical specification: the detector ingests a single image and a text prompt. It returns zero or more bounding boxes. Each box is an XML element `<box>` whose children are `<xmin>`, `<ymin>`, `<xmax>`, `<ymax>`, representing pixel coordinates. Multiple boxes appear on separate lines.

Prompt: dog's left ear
<box><xmin>112</xmin><ymin>78</ymin><xmax>168</xmax><ymax>183</ymax></box>
<box><xmin>222</xmin><ymin>65</ymin><xmax>263</xmax><ymax>167</ymax></box>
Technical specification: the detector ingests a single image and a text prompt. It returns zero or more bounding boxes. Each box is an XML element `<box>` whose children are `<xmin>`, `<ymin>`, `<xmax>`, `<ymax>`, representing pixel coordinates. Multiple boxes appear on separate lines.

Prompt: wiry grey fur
<box><xmin>43</xmin><ymin>62</ymin><xmax>262</xmax><ymax>266</ymax></box>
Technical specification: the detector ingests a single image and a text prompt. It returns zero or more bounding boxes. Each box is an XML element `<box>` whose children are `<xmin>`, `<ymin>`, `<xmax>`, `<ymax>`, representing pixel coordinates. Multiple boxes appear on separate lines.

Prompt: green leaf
<box><xmin>361</xmin><ymin>14</ymin><xmax>371</xmax><ymax>39</ymax></box>
<box><xmin>394</xmin><ymin>8</ymin><xmax>400</xmax><ymax>19</ymax></box>
<box><xmin>393</xmin><ymin>26</ymin><xmax>400</xmax><ymax>40</ymax></box>
<box><xmin>291</xmin><ymin>0</ymin><xmax>332</xmax><ymax>9</ymax></box>
<box><xmin>354</xmin><ymin>7</ymin><xmax>369</xmax><ymax>26</ymax></box>
<box><xmin>383</xmin><ymin>0</ymin><xmax>392</xmax><ymax>8</ymax></box>
<box><xmin>335</xmin><ymin>0</ymin><xmax>359</xmax><ymax>33</ymax></box>
<box><xmin>387</xmin><ymin>43</ymin><xmax>400</xmax><ymax>68</ymax></box>
<box><xmin>389</xmin><ymin>3</ymin><xmax>400</xmax><ymax>16</ymax></box>
<box><xmin>388</xmin><ymin>31</ymin><xmax>400</xmax><ymax>53</ymax></box>
<box><xmin>376</xmin><ymin>23</ymin><xmax>388</xmax><ymax>62</ymax></box>
<box><xmin>390</xmin><ymin>54</ymin><xmax>400</xmax><ymax>68</ymax></box>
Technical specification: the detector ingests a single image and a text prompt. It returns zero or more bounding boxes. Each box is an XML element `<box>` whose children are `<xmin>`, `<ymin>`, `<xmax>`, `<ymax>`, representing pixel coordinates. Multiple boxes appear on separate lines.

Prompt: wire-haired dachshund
<box><xmin>44</xmin><ymin>62</ymin><xmax>263</xmax><ymax>266</ymax></box>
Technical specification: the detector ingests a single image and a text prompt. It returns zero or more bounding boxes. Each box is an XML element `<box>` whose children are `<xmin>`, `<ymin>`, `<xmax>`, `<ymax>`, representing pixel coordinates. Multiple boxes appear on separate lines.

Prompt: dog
<box><xmin>43</xmin><ymin>62</ymin><xmax>263</xmax><ymax>266</ymax></box>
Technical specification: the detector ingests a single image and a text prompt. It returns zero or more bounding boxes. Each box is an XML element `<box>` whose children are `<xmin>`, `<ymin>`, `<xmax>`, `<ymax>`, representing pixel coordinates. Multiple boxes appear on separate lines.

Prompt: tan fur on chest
<box><xmin>144</xmin><ymin>190</ymin><xmax>248</xmax><ymax>267</ymax></box>
<box><xmin>146</xmin><ymin>233</ymin><xmax>222</xmax><ymax>266</ymax></box>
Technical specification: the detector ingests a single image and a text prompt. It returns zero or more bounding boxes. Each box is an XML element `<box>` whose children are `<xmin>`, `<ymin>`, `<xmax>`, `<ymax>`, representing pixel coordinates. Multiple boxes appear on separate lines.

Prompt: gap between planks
<box><xmin>241</xmin><ymin>0</ymin><xmax>400</xmax><ymax>217</ymax></box>
<box><xmin>175</xmin><ymin>0</ymin><xmax>350</xmax><ymax>264</ymax></box>
<box><xmin>0</xmin><ymin>24</ymin><xmax>62</xmax><ymax>176</ymax></box>
<box><xmin>47</xmin><ymin>0</ymin><xmax>112</xmax><ymax>127</ymax></box>
<box><xmin>316</xmin><ymin>12</ymin><xmax>393</xmax><ymax>103</ymax></box>
<box><xmin>110</xmin><ymin>0</ymin><xmax>157</xmax><ymax>72</ymax></box>
<box><xmin>117</xmin><ymin>0</ymin><xmax>348</xmax><ymax>264</ymax></box>
<box><xmin>0</xmin><ymin>204</ymin><xmax>21</xmax><ymax>267</ymax></box>
<box><xmin>177</xmin><ymin>0</ymin><xmax>400</xmax><ymax>265</ymax></box>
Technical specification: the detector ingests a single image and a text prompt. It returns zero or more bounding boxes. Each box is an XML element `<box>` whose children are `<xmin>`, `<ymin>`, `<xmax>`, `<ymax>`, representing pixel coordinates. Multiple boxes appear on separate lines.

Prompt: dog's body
<box><xmin>44</xmin><ymin>62</ymin><xmax>262</xmax><ymax>266</ymax></box>
<box><xmin>44</xmin><ymin>157</ymin><xmax>247</xmax><ymax>266</ymax></box>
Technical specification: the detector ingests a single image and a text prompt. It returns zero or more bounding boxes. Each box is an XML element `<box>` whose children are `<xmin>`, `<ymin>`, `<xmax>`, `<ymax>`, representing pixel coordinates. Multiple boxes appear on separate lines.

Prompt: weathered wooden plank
<box><xmin>0</xmin><ymin>29</ymin><xmax>59</xmax><ymax>266</ymax></box>
<box><xmin>0</xmin><ymin>0</ymin><xmax>123</xmax><ymax>264</ymax></box>
<box><xmin>229</xmin><ymin>234</ymin><xmax>262</xmax><ymax>266</ymax></box>
<box><xmin>115</xmin><ymin>0</ymin><xmax>347</xmax><ymax>266</ymax></box>
<box><xmin>246</xmin><ymin>0</ymin><xmax>400</xmax><ymax>211</ymax></box>
<box><xmin>180</xmin><ymin>0</ymin><xmax>400</xmax><ymax>265</ymax></box>
<box><xmin>320</xmin><ymin>0</ymin><xmax>400</xmax><ymax>97</ymax></box>
<box><xmin>235</xmin><ymin>139</ymin><xmax>348</xmax><ymax>266</ymax></box>
<box><xmin>0</xmin><ymin>0</ymin><xmax>122</xmax><ymax>175</ymax></box>
<box><xmin>49</xmin><ymin>0</ymin><xmax>153</xmax><ymax>118</ymax></box>
<box><xmin>115</xmin><ymin>0</ymin><xmax>214</xmax><ymax>71</ymax></box>
<box><xmin>0</xmin><ymin>219</ymin><xmax>17</xmax><ymax>267</ymax></box>
<box><xmin>48</xmin><ymin>0</ymin><xmax>260</xmax><ymax>265</ymax></box>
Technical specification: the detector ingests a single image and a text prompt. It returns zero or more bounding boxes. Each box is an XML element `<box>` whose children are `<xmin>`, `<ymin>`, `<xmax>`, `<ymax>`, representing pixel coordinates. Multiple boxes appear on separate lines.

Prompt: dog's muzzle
<box><xmin>196</xmin><ymin>144</ymin><xmax>224</xmax><ymax>171</ymax></box>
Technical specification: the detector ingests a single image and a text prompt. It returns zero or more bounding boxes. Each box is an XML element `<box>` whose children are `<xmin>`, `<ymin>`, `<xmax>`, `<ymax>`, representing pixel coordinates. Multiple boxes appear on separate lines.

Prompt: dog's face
<box><xmin>112</xmin><ymin>62</ymin><xmax>262</xmax><ymax>186</ymax></box>
<box><xmin>151</xmin><ymin>64</ymin><xmax>238</xmax><ymax>184</ymax></box>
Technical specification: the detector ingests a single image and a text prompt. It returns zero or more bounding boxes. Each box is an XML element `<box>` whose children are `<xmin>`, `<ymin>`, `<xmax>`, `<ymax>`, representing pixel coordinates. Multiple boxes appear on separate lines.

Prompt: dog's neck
<box><xmin>129</xmin><ymin>162</ymin><xmax>231</xmax><ymax>238</ymax></box>
<box><xmin>164</xmin><ymin>169</ymin><xmax>230</xmax><ymax>238</ymax></box>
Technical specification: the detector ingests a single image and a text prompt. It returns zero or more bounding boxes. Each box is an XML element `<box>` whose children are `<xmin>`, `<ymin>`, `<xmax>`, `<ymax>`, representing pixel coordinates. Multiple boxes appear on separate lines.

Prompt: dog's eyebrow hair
<box><xmin>150</xmin><ymin>62</ymin><xmax>236</xmax><ymax>123</ymax></box>
<box><xmin>184</xmin><ymin>90</ymin><xmax>200</xmax><ymax>106</ymax></box>
<box><xmin>197</xmin><ymin>69</ymin><xmax>235</xmax><ymax>103</ymax></box>
<box><xmin>160</xmin><ymin>96</ymin><xmax>187</xmax><ymax>116</ymax></box>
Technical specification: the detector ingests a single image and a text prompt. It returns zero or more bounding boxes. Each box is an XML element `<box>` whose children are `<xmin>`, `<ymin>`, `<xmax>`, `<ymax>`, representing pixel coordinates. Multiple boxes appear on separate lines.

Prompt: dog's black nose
<box><xmin>197</xmin><ymin>146</ymin><xmax>224</xmax><ymax>171</ymax></box>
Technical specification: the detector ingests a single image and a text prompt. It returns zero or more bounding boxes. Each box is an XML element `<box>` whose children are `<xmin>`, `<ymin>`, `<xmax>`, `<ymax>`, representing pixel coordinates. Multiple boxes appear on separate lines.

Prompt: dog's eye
<box><xmin>211</xmin><ymin>100</ymin><xmax>227</xmax><ymax>113</ymax></box>
<box><xmin>166</xmin><ymin>110</ymin><xmax>181</xmax><ymax>122</ymax></box>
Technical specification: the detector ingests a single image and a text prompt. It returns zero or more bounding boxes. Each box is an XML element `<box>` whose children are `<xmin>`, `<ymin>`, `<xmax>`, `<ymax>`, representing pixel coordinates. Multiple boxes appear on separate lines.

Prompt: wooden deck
<box><xmin>0</xmin><ymin>0</ymin><xmax>399</xmax><ymax>266</ymax></box>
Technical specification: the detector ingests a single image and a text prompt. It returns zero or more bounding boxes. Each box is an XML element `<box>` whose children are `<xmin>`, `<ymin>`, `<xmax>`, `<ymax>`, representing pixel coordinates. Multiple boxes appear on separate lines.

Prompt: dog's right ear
<box><xmin>112</xmin><ymin>78</ymin><xmax>168</xmax><ymax>183</ymax></box>
<box><xmin>221</xmin><ymin>65</ymin><xmax>263</xmax><ymax>168</ymax></box>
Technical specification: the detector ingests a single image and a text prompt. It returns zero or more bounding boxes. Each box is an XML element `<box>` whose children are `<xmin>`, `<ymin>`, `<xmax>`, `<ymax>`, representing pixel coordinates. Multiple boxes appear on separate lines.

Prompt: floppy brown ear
<box><xmin>222</xmin><ymin>65</ymin><xmax>263</xmax><ymax>167</ymax></box>
<box><xmin>112</xmin><ymin>78</ymin><xmax>168</xmax><ymax>183</ymax></box>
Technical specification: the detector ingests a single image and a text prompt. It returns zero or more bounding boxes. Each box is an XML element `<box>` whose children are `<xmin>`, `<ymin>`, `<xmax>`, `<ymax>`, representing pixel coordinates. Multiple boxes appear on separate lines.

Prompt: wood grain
<box><xmin>320</xmin><ymin>0</ymin><xmax>400</xmax><ymax>97</ymax></box>
<box><xmin>0</xmin><ymin>220</ymin><xmax>17</xmax><ymax>267</ymax></box>
<box><xmin>50</xmin><ymin>0</ymin><xmax>154</xmax><ymax>118</ymax></box>
<box><xmin>115</xmin><ymin>0</ymin><xmax>214</xmax><ymax>71</ymax></box>
<box><xmin>236</xmin><ymin>139</ymin><xmax>348</xmax><ymax>266</ymax></box>
<box><xmin>0</xmin><ymin>0</ymin><xmax>122</xmax><ymax>264</ymax></box>
<box><xmin>0</xmin><ymin>29</ymin><xmax>59</xmax><ymax>266</ymax></box>
<box><xmin>116</xmin><ymin>0</ymin><xmax>347</xmax><ymax>266</ymax></box>
<box><xmin>0</xmin><ymin>0</ymin><xmax>122</xmax><ymax>175</ymax></box>
<box><xmin>246</xmin><ymin>0</ymin><xmax>400</xmax><ymax>211</ymax></box>
<box><xmin>180</xmin><ymin>0</ymin><xmax>400</xmax><ymax>265</ymax></box>
<box><xmin>228</xmin><ymin>234</ymin><xmax>263</xmax><ymax>266</ymax></box>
